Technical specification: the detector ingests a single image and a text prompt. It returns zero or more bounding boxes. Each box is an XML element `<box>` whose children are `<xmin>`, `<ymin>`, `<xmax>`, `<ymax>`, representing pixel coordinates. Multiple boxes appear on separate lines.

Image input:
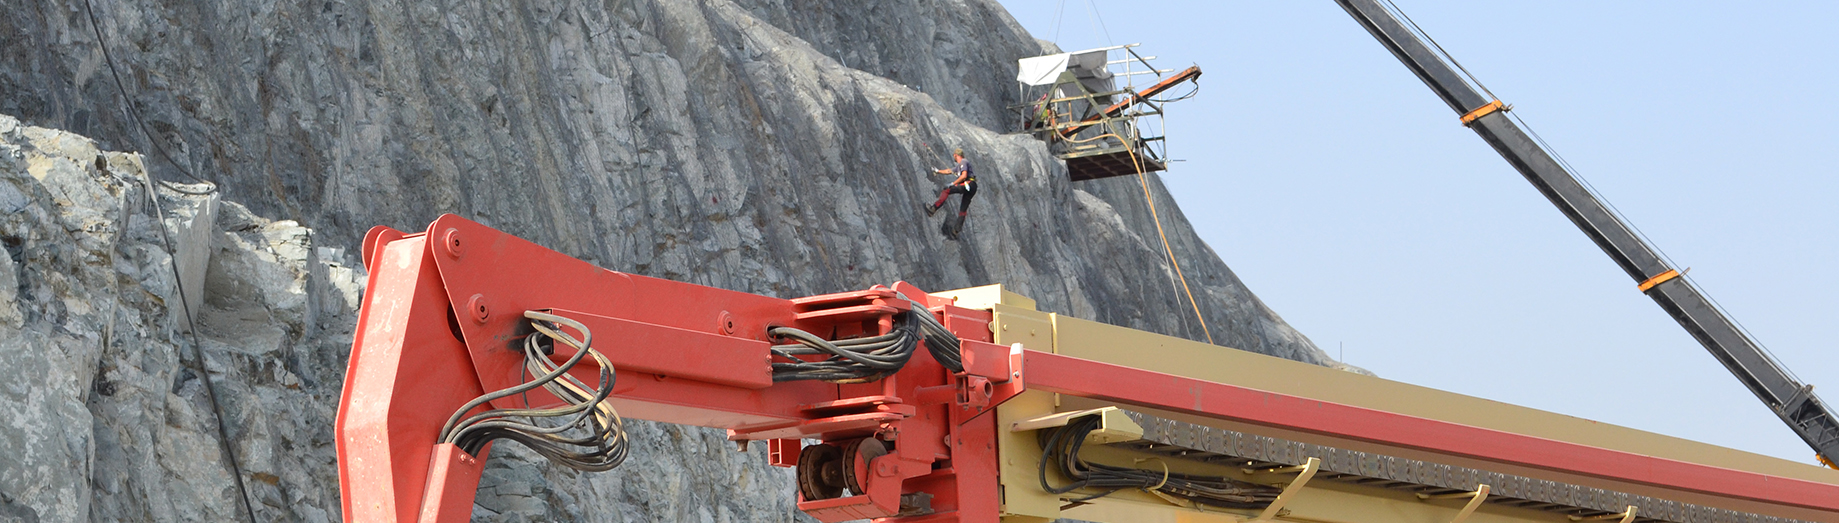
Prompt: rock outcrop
<box><xmin>1</xmin><ymin>0</ymin><xmax>1337</xmax><ymax>521</ymax></box>
<box><xmin>0</xmin><ymin>114</ymin><xmax>356</xmax><ymax>522</ymax></box>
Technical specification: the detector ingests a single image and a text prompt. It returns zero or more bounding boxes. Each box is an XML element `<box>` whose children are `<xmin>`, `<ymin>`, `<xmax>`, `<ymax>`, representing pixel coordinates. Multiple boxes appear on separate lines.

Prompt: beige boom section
<box><xmin>930</xmin><ymin>285</ymin><xmax>1839</xmax><ymax>523</ymax></box>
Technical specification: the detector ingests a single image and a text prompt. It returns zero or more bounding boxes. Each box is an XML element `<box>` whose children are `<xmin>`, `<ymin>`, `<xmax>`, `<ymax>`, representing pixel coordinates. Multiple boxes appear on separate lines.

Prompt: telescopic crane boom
<box><xmin>1334</xmin><ymin>0</ymin><xmax>1839</xmax><ymax>468</ymax></box>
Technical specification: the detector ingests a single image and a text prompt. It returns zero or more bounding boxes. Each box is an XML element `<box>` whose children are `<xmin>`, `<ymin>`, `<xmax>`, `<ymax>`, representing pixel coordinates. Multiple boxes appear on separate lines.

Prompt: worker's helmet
<box><xmin>953</xmin><ymin>148</ymin><xmax>964</xmax><ymax>158</ymax></box>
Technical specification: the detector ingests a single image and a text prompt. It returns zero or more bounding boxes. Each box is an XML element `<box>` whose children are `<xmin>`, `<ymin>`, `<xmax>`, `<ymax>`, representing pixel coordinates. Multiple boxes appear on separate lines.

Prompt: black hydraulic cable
<box><xmin>768</xmin><ymin>298</ymin><xmax>963</xmax><ymax>383</ymax></box>
<box><xmin>441</xmin><ymin>311</ymin><xmax>628</xmax><ymax>472</ymax></box>
<box><xmin>1039</xmin><ymin>416</ymin><xmax>1280</xmax><ymax>509</ymax></box>
<box><xmin>903</xmin><ymin>298</ymin><xmax>965</xmax><ymax>372</ymax></box>
<box><xmin>771</xmin><ymin>327</ymin><xmax>909</xmax><ymax>371</ymax></box>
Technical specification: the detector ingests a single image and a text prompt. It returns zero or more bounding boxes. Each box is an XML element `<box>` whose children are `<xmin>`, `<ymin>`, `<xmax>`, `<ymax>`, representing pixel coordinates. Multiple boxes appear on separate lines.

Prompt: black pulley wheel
<box><xmin>840</xmin><ymin>437</ymin><xmax>888</xmax><ymax>495</ymax></box>
<box><xmin>796</xmin><ymin>443</ymin><xmax>844</xmax><ymax>500</ymax></box>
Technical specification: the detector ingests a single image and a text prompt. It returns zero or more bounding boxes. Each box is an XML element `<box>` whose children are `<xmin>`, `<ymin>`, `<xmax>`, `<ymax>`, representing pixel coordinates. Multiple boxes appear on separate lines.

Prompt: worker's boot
<box><xmin>922</xmin><ymin>202</ymin><xmax>939</xmax><ymax>217</ymax></box>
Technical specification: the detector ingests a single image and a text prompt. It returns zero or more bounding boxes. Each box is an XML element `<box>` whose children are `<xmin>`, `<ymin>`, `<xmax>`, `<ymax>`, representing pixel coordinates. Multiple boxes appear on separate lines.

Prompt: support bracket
<box><xmin>1418</xmin><ymin>484</ymin><xmax>1490</xmax><ymax>523</ymax></box>
<box><xmin>1247</xmin><ymin>456</ymin><xmax>1320</xmax><ymax>522</ymax></box>
<box><xmin>1569</xmin><ymin>505</ymin><xmax>1637</xmax><ymax>523</ymax></box>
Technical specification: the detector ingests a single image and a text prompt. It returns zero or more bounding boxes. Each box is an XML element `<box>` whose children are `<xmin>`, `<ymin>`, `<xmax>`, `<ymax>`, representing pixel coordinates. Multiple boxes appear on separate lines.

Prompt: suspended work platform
<box><xmin>1012</xmin><ymin>44</ymin><xmax>1202</xmax><ymax>182</ymax></box>
<box><xmin>1062</xmin><ymin>144</ymin><xmax>1166</xmax><ymax>182</ymax></box>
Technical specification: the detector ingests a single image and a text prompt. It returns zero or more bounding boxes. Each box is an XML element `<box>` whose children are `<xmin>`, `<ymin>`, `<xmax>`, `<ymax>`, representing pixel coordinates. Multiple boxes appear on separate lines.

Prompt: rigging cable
<box><xmin>1129</xmin><ymin>146</ymin><xmax>1214</xmax><ymax>345</ymax></box>
<box><xmin>82</xmin><ymin>0</ymin><xmax>218</xmax><ymax>195</ymax></box>
<box><xmin>86</xmin><ymin>4</ymin><xmax>245</xmax><ymax>516</ymax></box>
<box><xmin>1047</xmin><ymin>130</ymin><xmax>1213</xmax><ymax>345</ymax></box>
<box><xmin>1380</xmin><ymin>0</ymin><xmax>1801</xmax><ymax>381</ymax></box>
<box><xmin>1050</xmin><ymin>0</ymin><xmax>1067</xmax><ymax>45</ymax></box>
<box><xmin>131</xmin><ymin>174</ymin><xmax>258</xmax><ymax>523</ymax></box>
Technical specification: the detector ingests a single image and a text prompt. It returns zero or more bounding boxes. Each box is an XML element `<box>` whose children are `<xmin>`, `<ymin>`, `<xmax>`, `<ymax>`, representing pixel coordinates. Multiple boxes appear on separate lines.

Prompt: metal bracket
<box><xmin>1460</xmin><ymin>100</ymin><xmax>1507</xmax><ymax>126</ymax></box>
<box><xmin>1418</xmin><ymin>484</ymin><xmax>1490</xmax><ymax>523</ymax></box>
<box><xmin>1246</xmin><ymin>456</ymin><xmax>1320</xmax><ymax>522</ymax></box>
<box><xmin>1569</xmin><ymin>505</ymin><xmax>1637</xmax><ymax>523</ymax></box>
<box><xmin>1010</xmin><ymin>407</ymin><xmax>1144</xmax><ymax>445</ymax></box>
<box><xmin>1637</xmin><ymin>268</ymin><xmax>1680</xmax><ymax>293</ymax></box>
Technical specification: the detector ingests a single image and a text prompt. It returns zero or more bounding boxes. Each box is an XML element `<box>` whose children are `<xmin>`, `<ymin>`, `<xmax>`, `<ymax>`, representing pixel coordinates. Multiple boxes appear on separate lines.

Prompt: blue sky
<box><xmin>995</xmin><ymin>1</ymin><xmax>1839</xmax><ymax>465</ymax></box>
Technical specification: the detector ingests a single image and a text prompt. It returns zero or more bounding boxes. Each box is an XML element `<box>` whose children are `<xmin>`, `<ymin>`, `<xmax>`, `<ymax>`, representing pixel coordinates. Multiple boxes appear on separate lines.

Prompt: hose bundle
<box><xmin>770</xmin><ymin>301</ymin><xmax>962</xmax><ymax>383</ymax></box>
<box><xmin>437</xmin><ymin>311</ymin><xmax>629</xmax><ymax>472</ymax></box>
<box><xmin>1040</xmin><ymin>415</ymin><xmax>1279</xmax><ymax>509</ymax></box>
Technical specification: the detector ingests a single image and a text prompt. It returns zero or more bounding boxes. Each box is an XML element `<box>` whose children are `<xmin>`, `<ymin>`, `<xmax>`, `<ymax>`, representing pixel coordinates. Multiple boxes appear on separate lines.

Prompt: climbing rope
<box><xmin>1126</xmin><ymin>144</ymin><xmax>1215</xmax><ymax>345</ymax></box>
<box><xmin>87</xmin><ymin>2</ymin><xmax>246</xmax><ymax>516</ymax></box>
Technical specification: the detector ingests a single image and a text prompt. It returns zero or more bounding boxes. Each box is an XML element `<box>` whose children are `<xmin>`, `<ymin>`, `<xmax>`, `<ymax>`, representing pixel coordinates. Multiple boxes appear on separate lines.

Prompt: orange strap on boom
<box><xmin>1637</xmin><ymin>269</ymin><xmax>1681</xmax><ymax>293</ymax></box>
<box><xmin>1460</xmin><ymin>100</ymin><xmax>1506</xmax><ymax>126</ymax></box>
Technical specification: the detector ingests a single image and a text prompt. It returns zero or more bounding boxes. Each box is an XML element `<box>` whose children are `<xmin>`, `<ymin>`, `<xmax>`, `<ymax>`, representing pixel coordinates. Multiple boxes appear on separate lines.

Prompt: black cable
<box><xmin>1378</xmin><ymin>0</ymin><xmax>1499</xmax><ymax>103</ymax></box>
<box><xmin>82</xmin><ymin>0</ymin><xmax>218</xmax><ymax>194</ymax></box>
<box><xmin>132</xmin><ymin>176</ymin><xmax>258</xmax><ymax>523</ymax></box>
<box><xmin>768</xmin><ymin>302</ymin><xmax>963</xmax><ymax>383</ymax></box>
<box><xmin>1147</xmin><ymin>83</ymin><xmax>1200</xmax><ymax>104</ymax></box>
<box><xmin>1039</xmin><ymin>416</ymin><xmax>1280</xmax><ymax>509</ymax></box>
<box><xmin>907</xmin><ymin>298</ymin><xmax>965</xmax><ymax>373</ymax></box>
<box><xmin>441</xmin><ymin>311</ymin><xmax>629</xmax><ymax>472</ymax></box>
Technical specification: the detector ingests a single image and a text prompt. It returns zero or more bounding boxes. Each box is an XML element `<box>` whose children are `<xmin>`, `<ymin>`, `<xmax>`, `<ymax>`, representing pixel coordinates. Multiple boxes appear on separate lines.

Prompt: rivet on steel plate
<box><xmin>718</xmin><ymin>310</ymin><xmax>736</xmax><ymax>335</ymax></box>
<box><xmin>442</xmin><ymin>228</ymin><xmax>464</xmax><ymax>259</ymax></box>
<box><xmin>467</xmin><ymin>294</ymin><xmax>488</xmax><ymax>323</ymax></box>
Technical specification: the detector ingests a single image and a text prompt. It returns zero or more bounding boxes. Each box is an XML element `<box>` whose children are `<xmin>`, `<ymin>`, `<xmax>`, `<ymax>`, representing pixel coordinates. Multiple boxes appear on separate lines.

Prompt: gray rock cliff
<box><xmin>1</xmin><ymin>0</ymin><xmax>1337</xmax><ymax>520</ymax></box>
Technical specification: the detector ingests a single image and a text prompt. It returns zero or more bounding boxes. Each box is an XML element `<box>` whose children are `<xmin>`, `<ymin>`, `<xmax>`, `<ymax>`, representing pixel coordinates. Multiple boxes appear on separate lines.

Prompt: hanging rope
<box><xmin>1127</xmin><ymin>150</ymin><xmax>1215</xmax><ymax>345</ymax></box>
<box><xmin>1061</xmin><ymin>130</ymin><xmax>1216</xmax><ymax>345</ymax></box>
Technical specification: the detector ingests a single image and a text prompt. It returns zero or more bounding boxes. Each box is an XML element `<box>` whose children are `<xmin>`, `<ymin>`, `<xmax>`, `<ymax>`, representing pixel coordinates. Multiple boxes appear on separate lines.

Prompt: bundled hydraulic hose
<box><xmin>770</xmin><ymin>299</ymin><xmax>962</xmax><ymax>383</ymax></box>
<box><xmin>438</xmin><ymin>311</ymin><xmax>629</xmax><ymax>472</ymax></box>
<box><xmin>905</xmin><ymin>297</ymin><xmax>964</xmax><ymax>373</ymax></box>
<box><xmin>1040</xmin><ymin>415</ymin><xmax>1280</xmax><ymax>509</ymax></box>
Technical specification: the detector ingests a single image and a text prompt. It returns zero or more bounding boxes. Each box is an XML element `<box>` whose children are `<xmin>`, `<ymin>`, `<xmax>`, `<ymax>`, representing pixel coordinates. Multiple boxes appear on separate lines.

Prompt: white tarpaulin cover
<box><xmin>1016</xmin><ymin>53</ymin><xmax>1070</xmax><ymax>86</ymax></box>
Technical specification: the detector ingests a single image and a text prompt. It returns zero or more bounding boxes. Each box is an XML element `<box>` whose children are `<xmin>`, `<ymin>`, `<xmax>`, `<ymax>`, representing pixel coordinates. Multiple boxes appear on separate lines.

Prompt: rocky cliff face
<box><xmin>2</xmin><ymin>0</ymin><xmax>1334</xmax><ymax>521</ymax></box>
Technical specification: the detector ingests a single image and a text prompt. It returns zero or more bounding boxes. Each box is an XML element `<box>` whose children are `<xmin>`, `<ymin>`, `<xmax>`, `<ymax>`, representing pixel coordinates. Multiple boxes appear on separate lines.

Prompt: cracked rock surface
<box><xmin>1</xmin><ymin>0</ymin><xmax>1344</xmax><ymax>520</ymax></box>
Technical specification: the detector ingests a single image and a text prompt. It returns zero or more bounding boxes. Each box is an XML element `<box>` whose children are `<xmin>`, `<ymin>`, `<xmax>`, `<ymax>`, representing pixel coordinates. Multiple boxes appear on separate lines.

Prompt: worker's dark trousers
<box><xmin>932</xmin><ymin>180</ymin><xmax>979</xmax><ymax>216</ymax></box>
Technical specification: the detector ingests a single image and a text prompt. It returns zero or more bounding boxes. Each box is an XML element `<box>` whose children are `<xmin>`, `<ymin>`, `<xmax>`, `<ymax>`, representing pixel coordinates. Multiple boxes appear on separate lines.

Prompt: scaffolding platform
<box><xmin>1011</xmin><ymin>44</ymin><xmax>1200</xmax><ymax>183</ymax></box>
<box><xmin>1062</xmin><ymin>146</ymin><xmax>1166</xmax><ymax>182</ymax></box>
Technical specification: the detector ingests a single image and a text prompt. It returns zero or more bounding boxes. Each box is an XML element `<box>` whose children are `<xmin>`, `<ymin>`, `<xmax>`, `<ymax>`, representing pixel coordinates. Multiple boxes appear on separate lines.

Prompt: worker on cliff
<box><xmin>923</xmin><ymin>148</ymin><xmax>978</xmax><ymax>239</ymax></box>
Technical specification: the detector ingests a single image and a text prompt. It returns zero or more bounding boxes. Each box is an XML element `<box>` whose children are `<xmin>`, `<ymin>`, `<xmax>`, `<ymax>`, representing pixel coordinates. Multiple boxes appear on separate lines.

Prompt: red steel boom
<box><xmin>336</xmin><ymin>215</ymin><xmax>1839</xmax><ymax>523</ymax></box>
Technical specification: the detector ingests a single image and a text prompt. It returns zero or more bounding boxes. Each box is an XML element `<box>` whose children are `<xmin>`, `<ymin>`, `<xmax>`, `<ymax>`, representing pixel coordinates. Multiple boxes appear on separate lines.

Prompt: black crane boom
<box><xmin>1334</xmin><ymin>0</ymin><xmax>1839</xmax><ymax>468</ymax></box>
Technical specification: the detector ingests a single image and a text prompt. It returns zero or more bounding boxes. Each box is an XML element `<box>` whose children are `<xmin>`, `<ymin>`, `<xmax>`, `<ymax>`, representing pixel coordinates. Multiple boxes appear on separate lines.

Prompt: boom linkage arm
<box><xmin>1333</xmin><ymin>0</ymin><xmax>1839</xmax><ymax>467</ymax></box>
<box><xmin>1056</xmin><ymin>65</ymin><xmax>1203</xmax><ymax>138</ymax></box>
<box><xmin>335</xmin><ymin>214</ymin><xmax>1021</xmax><ymax>522</ymax></box>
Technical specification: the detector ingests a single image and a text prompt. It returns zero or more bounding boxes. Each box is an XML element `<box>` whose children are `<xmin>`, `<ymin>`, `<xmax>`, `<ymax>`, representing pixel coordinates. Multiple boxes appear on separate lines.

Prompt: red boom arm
<box><xmin>337</xmin><ymin>214</ymin><xmax>1018</xmax><ymax>522</ymax></box>
<box><xmin>336</xmin><ymin>215</ymin><xmax>1839</xmax><ymax>522</ymax></box>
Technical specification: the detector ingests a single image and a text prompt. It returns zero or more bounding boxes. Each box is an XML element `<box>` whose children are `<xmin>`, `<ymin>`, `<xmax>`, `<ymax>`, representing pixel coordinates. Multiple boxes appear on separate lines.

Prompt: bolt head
<box><xmin>718</xmin><ymin>311</ymin><xmax>736</xmax><ymax>335</ymax></box>
<box><xmin>467</xmin><ymin>294</ymin><xmax>489</xmax><ymax>323</ymax></box>
<box><xmin>442</xmin><ymin>228</ymin><xmax>465</xmax><ymax>259</ymax></box>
